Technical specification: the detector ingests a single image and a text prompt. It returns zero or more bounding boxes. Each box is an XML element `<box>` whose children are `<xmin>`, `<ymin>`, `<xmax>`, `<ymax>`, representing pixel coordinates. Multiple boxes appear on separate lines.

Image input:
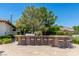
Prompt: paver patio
<box><xmin>0</xmin><ymin>42</ymin><xmax>79</xmax><ymax>56</ymax></box>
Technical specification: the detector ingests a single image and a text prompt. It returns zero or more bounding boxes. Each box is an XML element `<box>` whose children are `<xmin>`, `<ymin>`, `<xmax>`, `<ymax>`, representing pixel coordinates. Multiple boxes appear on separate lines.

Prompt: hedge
<box><xmin>0</xmin><ymin>35</ymin><xmax>14</xmax><ymax>44</ymax></box>
<box><xmin>0</xmin><ymin>35</ymin><xmax>14</xmax><ymax>39</ymax></box>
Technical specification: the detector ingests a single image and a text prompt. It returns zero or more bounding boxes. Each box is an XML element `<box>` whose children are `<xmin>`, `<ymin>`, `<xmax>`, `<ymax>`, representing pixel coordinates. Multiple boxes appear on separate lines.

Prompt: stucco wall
<box><xmin>0</xmin><ymin>23</ymin><xmax>7</xmax><ymax>36</ymax></box>
<box><xmin>0</xmin><ymin>23</ymin><xmax>14</xmax><ymax>36</ymax></box>
<box><xmin>5</xmin><ymin>24</ymin><xmax>13</xmax><ymax>35</ymax></box>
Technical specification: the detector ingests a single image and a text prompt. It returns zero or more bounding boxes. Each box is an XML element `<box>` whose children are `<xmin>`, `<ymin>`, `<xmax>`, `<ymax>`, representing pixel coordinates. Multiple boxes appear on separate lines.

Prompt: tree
<box><xmin>16</xmin><ymin>6</ymin><xmax>57</xmax><ymax>35</ymax></box>
<box><xmin>45</xmin><ymin>25</ymin><xmax>60</xmax><ymax>35</ymax></box>
<box><xmin>38</xmin><ymin>7</ymin><xmax>57</xmax><ymax>35</ymax></box>
<box><xmin>73</xmin><ymin>25</ymin><xmax>79</xmax><ymax>34</ymax></box>
<box><xmin>16</xmin><ymin>6</ymin><xmax>39</xmax><ymax>34</ymax></box>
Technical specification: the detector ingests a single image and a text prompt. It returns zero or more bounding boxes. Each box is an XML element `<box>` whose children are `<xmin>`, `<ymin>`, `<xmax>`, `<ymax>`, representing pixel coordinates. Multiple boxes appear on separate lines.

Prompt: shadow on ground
<box><xmin>0</xmin><ymin>51</ymin><xmax>4</xmax><ymax>56</ymax></box>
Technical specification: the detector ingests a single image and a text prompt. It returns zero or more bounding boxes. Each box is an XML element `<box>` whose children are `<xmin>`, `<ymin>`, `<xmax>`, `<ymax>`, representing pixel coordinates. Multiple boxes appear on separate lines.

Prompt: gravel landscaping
<box><xmin>0</xmin><ymin>42</ymin><xmax>79</xmax><ymax>56</ymax></box>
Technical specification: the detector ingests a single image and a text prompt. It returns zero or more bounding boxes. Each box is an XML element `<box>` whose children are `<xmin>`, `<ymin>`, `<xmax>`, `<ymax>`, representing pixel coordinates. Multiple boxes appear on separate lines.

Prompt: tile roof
<box><xmin>60</xmin><ymin>27</ymin><xmax>74</xmax><ymax>31</ymax></box>
<box><xmin>0</xmin><ymin>19</ymin><xmax>15</xmax><ymax>28</ymax></box>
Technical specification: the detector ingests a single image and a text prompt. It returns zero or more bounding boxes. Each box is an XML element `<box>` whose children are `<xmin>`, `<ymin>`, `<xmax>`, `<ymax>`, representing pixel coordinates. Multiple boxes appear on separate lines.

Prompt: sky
<box><xmin>0</xmin><ymin>3</ymin><xmax>79</xmax><ymax>27</ymax></box>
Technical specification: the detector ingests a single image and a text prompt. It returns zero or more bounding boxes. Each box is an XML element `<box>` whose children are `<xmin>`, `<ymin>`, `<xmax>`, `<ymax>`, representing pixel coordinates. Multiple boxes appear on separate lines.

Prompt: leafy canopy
<box><xmin>16</xmin><ymin>6</ymin><xmax>57</xmax><ymax>35</ymax></box>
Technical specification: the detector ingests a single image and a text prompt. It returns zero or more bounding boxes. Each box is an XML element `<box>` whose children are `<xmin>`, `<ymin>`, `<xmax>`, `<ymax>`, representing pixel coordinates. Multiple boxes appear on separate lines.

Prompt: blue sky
<box><xmin>0</xmin><ymin>3</ymin><xmax>79</xmax><ymax>27</ymax></box>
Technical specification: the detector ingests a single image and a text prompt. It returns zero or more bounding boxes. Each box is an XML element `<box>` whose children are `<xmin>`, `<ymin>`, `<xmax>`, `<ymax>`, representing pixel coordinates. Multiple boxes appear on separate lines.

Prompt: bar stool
<box><xmin>58</xmin><ymin>40</ymin><xmax>65</xmax><ymax>48</ymax></box>
<box><xmin>66</xmin><ymin>40</ymin><xmax>72</xmax><ymax>48</ymax></box>
<box><xmin>21</xmin><ymin>37</ymin><xmax>26</xmax><ymax>45</ymax></box>
<box><xmin>30</xmin><ymin>36</ymin><xmax>35</xmax><ymax>45</ymax></box>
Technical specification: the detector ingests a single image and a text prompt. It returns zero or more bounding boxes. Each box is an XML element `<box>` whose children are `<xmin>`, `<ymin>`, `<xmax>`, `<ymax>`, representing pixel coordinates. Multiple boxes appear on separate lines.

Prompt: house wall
<box><xmin>0</xmin><ymin>23</ymin><xmax>6</xmax><ymax>36</ymax></box>
<box><xmin>5</xmin><ymin>24</ymin><xmax>13</xmax><ymax>35</ymax></box>
<box><xmin>0</xmin><ymin>23</ymin><xmax>15</xmax><ymax>36</ymax></box>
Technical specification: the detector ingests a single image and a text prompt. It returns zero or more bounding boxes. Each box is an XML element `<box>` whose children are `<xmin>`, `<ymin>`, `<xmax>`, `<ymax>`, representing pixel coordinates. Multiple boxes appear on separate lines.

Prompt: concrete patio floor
<box><xmin>0</xmin><ymin>42</ymin><xmax>79</xmax><ymax>56</ymax></box>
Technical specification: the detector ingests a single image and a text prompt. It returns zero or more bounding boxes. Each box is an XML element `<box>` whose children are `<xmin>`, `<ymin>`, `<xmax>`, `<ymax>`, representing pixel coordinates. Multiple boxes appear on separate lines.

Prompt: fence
<box><xmin>15</xmin><ymin>35</ymin><xmax>72</xmax><ymax>48</ymax></box>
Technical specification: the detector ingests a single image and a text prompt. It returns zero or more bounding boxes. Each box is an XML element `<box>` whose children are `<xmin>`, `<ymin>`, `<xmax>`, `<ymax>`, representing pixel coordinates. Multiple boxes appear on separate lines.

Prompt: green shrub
<box><xmin>72</xmin><ymin>36</ymin><xmax>79</xmax><ymax>44</ymax></box>
<box><xmin>34</xmin><ymin>31</ymin><xmax>42</xmax><ymax>36</ymax></box>
<box><xmin>0</xmin><ymin>35</ymin><xmax>14</xmax><ymax>39</ymax></box>
<box><xmin>0</xmin><ymin>35</ymin><xmax>14</xmax><ymax>44</ymax></box>
<box><xmin>56</xmin><ymin>31</ymin><xmax>68</xmax><ymax>35</ymax></box>
<box><xmin>0</xmin><ymin>39</ymin><xmax>3</xmax><ymax>44</ymax></box>
<box><xmin>3</xmin><ymin>38</ymin><xmax>12</xmax><ymax>44</ymax></box>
